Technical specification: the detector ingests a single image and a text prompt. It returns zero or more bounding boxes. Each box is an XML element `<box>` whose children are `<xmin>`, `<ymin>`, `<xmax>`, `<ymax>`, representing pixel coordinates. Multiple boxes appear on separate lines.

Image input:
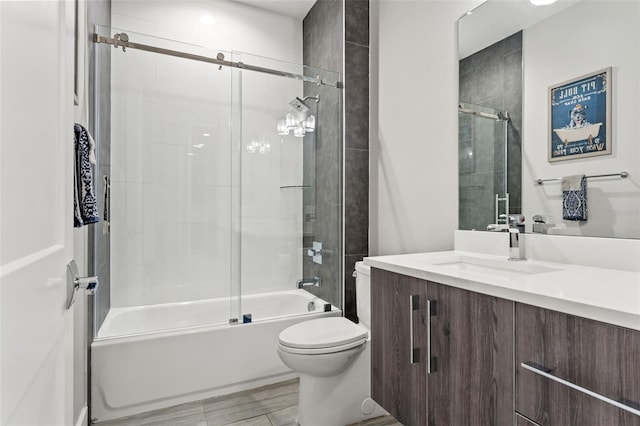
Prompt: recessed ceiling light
<box><xmin>202</xmin><ymin>133</ymin><xmax>210</xmax><ymax>137</ymax></box>
<box><xmin>200</xmin><ymin>14</ymin><xmax>214</xmax><ymax>26</ymax></box>
<box><xmin>529</xmin><ymin>0</ymin><xmax>558</xmax><ymax>5</ymax></box>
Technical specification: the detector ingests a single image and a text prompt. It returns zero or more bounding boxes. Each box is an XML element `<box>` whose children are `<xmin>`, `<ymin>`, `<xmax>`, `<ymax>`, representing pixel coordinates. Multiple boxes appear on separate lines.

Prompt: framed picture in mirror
<box><xmin>548</xmin><ymin>67</ymin><xmax>611</xmax><ymax>162</ymax></box>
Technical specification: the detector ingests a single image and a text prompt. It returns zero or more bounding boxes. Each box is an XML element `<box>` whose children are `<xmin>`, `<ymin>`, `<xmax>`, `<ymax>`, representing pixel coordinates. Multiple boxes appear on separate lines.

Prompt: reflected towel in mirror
<box><xmin>561</xmin><ymin>175</ymin><xmax>587</xmax><ymax>221</ymax></box>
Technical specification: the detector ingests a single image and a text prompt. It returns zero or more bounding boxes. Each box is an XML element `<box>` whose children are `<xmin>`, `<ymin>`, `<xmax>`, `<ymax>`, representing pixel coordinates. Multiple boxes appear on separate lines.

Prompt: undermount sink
<box><xmin>433</xmin><ymin>256</ymin><xmax>561</xmax><ymax>277</ymax></box>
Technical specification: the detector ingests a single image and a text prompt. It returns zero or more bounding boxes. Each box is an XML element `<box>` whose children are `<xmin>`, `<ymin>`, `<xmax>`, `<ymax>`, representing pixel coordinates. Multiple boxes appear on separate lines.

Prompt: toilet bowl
<box><xmin>276</xmin><ymin>262</ymin><xmax>385</xmax><ymax>426</ymax></box>
<box><xmin>277</xmin><ymin>316</ymin><xmax>367</xmax><ymax>377</ymax></box>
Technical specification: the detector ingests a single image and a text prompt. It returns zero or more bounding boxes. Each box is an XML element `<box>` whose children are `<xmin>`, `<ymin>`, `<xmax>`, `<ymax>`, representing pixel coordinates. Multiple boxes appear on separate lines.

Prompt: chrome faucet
<box><xmin>508</xmin><ymin>227</ymin><xmax>526</xmax><ymax>261</ymax></box>
<box><xmin>297</xmin><ymin>276</ymin><xmax>321</xmax><ymax>289</ymax></box>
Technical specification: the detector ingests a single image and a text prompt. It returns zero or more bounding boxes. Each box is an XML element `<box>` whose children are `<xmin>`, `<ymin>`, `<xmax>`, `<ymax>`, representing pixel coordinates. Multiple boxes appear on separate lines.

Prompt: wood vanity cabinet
<box><xmin>371</xmin><ymin>268</ymin><xmax>514</xmax><ymax>426</ymax></box>
<box><xmin>516</xmin><ymin>413</ymin><xmax>541</xmax><ymax>426</ymax></box>
<box><xmin>515</xmin><ymin>303</ymin><xmax>640</xmax><ymax>425</ymax></box>
<box><xmin>371</xmin><ymin>268</ymin><xmax>428</xmax><ymax>425</ymax></box>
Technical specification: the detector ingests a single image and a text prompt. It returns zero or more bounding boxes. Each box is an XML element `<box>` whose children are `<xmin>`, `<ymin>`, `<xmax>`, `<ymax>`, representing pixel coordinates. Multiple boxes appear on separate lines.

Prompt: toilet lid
<box><xmin>278</xmin><ymin>317</ymin><xmax>368</xmax><ymax>350</ymax></box>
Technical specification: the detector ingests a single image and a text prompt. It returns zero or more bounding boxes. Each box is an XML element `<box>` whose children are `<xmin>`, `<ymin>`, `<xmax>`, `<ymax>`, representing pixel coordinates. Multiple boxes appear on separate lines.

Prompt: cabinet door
<box><xmin>371</xmin><ymin>268</ymin><xmax>428</xmax><ymax>426</ymax></box>
<box><xmin>516</xmin><ymin>413</ymin><xmax>541</xmax><ymax>426</ymax></box>
<box><xmin>427</xmin><ymin>282</ymin><xmax>514</xmax><ymax>426</ymax></box>
<box><xmin>516</xmin><ymin>303</ymin><xmax>640</xmax><ymax>425</ymax></box>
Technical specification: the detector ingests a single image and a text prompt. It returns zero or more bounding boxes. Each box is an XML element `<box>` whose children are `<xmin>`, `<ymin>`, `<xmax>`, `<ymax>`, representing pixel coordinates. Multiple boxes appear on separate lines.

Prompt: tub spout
<box><xmin>297</xmin><ymin>277</ymin><xmax>321</xmax><ymax>289</ymax></box>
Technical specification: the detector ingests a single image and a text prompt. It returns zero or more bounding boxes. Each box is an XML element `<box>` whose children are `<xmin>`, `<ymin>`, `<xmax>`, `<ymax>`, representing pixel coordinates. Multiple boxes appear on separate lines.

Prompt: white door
<box><xmin>0</xmin><ymin>1</ymin><xmax>76</xmax><ymax>424</ymax></box>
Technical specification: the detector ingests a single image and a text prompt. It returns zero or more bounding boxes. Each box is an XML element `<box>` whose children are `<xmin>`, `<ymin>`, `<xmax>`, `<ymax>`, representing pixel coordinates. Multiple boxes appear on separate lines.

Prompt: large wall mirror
<box><xmin>458</xmin><ymin>0</ymin><xmax>640</xmax><ymax>239</ymax></box>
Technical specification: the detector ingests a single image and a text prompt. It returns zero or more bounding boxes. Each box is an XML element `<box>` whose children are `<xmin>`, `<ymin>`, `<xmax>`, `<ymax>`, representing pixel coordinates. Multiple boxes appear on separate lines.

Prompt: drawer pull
<box><xmin>521</xmin><ymin>362</ymin><xmax>640</xmax><ymax>417</ymax></box>
<box><xmin>427</xmin><ymin>299</ymin><xmax>437</xmax><ymax>374</ymax></box>
<box><xmin>409</xmin><ymin>295</ymin><xmax>419</xmax><ymax>364</ymax></box>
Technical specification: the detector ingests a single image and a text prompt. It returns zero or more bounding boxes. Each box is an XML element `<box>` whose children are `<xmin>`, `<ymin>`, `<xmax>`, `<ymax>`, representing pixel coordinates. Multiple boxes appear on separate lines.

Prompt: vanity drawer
<box><xmin>515</xmin><ymin>303</ymin><xmax>640</xmax><ymax>425</ymax></box>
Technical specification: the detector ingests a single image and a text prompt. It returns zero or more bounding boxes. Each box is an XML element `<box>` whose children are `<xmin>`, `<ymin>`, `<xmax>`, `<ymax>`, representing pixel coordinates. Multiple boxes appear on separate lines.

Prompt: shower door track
<box><xmin>94</xmin><ymin>33</ymin><xmax>340</xmax><ymax>88</ymax></box>
<box><xmin>458</xmin><ymin>105</ymin><xmax>508</xmax><ymax>122</ymax></box>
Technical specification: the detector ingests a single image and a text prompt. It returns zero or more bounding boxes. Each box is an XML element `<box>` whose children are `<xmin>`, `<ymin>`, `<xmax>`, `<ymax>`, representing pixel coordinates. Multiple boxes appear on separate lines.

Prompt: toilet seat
<box><xmin>277</xmin><ymin>339</ymin><xmax>366</xmax><ymax>355</ymax></box>
<box><xmin>278</xmin><ymin>317</ymin><xmax>368</xmax><ymax>355</ymax></box>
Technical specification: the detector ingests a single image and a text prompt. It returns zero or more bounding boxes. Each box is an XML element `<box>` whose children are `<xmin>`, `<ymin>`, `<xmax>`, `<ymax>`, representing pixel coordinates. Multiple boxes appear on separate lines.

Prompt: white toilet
<box><xmin>276</xmin><ymin>262</ymin><xmax>385</xmax><ymax>426</ymax></box>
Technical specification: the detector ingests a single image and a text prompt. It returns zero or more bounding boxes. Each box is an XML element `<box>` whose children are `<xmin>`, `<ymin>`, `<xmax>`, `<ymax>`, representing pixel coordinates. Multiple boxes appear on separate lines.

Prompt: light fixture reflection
<box><xmin>303</xmin><ymin>115</ymin><xmax>315</xmax><ymax>132</ymax></box>
<box><xmin>276</xmin><ymin>96</ymin><xmax>319</xmax><ymax>138</ymax></box>
<box><xmin>246</xmin><ymin>139</ymin><xmax>271</xmax><ymax>154</ymax></box>
<box><xmin>529</xmin><ymin>0</ymin><xmax>557</xmax><ymax>5</ymax></box>
<box><xmin>277</xmin><ymin>119</ymin><xmax>289</xmax><ymax>135</ymax></box>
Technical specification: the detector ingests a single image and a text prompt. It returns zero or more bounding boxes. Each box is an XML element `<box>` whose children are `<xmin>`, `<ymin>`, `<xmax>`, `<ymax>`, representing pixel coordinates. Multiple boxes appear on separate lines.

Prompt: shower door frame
<box><xmin>95</xmin><ymin>27</ymin><xmax>344</xmax><ymax>328</ymax></box>
<box><xmin>458</xmin><ymin>102</ymin><xmax>511</xmax><ymax>230</ymax></box>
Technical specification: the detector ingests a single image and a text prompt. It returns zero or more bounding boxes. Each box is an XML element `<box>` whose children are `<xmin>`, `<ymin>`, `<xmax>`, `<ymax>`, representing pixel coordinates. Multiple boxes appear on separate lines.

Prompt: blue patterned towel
<box><xmin>561</xmin><ymin>175</ymin><xmax>587</xmax><ymax>221</ymax></box>
<box><xmin>74</xmin><ymin>124</ymin><xmax>100</xmax><ymax>227</ymax></box>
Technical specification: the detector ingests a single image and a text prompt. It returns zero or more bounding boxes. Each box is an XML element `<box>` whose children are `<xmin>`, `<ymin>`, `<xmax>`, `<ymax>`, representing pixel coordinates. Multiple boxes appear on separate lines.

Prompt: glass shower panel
<box><xmin>458</xmin><ymin>102</ymin><xmax>508</xmax><ymax>231</ymax></box>
<box><xmin>230</xmin><ymin>52</ymin><xmax>342</xmax><ymax>322</ymax></box>
<box><xmin>301</xmin><ymin>69</ymin><xmax>342</xmax><ymax>312</ymax></box>
<box><xmin>107</xmin><ymin>27</ymin><xmax>233</xmax><ymax>327</ymax></box>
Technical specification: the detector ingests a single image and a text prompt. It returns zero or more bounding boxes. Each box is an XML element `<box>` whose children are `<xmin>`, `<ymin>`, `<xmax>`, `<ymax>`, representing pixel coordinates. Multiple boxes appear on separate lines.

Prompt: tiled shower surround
<box><xmin>90</xmin><ymin>0</ymin><xmax>369</xmax><ymax>326</ymax></box>
<box><xmin>458</xmin><ymin>31</ymin><xmax>522</xmax><ymax>232</ymax></box>
<box><xmin>303</xmin><ymin>0</ymin><xmax>370</xmax><ymax>322</ymax></box>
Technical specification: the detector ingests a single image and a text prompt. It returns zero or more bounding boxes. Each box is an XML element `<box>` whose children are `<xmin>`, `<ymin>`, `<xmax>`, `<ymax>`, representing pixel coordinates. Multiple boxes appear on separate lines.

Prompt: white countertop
<box><xmin>365</xmin><ymin>250</ymin><xmax>640</xmax><ymax>331</ymax></box>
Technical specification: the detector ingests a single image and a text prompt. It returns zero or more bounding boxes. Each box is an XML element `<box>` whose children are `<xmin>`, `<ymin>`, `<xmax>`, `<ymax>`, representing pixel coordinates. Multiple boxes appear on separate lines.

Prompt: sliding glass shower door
<box><xmin>99</xmin><ymin>26</ymin><xmax>343</xmax><ymax>335</ymax></box>
<box><xmin>458</xmin><ymin>102</ymin><xmax>509</xmax><ymax>231</ymax></box>
<box><xmin>229</xmin><ymin>52</ymin><xmax>342</xmax><ymax>323</ymax></box>
<box><xmin>107</xmin><ymin>27</ymin><xmax>235</xmax><ymax>325</ymax></box>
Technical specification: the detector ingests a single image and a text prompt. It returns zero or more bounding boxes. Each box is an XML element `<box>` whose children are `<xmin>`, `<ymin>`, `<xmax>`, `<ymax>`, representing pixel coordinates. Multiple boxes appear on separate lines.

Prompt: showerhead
<box><xmin>289</xmin><ymin>97</ymin><xmax>310</xmax><ymax>113</ymax></box>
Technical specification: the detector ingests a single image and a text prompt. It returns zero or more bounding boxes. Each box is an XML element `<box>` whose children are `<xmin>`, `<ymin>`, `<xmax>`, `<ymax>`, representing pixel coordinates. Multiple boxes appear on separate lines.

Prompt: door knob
<box><xmin>66</xmin><ymin>260</ymin><xmax>99</xmax><ymax>310</ymax></box>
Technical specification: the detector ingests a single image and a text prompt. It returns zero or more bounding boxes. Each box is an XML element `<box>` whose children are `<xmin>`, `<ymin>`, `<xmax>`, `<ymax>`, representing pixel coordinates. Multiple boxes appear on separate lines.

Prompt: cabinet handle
<box><xmin>521</xmin><ymin>362</ymin><xmax>640</xmax><ymax>417</ymax></box>
<box><xmin>427</xmin><ymin>299</ymin><xmax>437</xmax><ymax>374</ymax></box>
<box><xmin>409</xmin><ymin>294</ymin><xmax>419</xmax><ymax>364</ymax></box>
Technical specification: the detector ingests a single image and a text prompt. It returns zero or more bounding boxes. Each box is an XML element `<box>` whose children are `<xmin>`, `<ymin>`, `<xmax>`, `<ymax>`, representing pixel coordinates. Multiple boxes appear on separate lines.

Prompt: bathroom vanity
<box><xmin>370</xmin><ymin>268</ymin><xmax>513</xmax><ymax>425</ymax></box>
<box><xmin>366</xmin><ymin>232</ymin><xmax>640</xmax><ymax>426</ymax></box>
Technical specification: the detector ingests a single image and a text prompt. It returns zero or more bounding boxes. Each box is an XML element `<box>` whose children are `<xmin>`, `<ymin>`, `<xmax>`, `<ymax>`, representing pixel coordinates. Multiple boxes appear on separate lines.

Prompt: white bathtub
<box><xmin>91</xmin><ymin>290</ymin><xmax>339</xmax><ymax>423</ymax></box>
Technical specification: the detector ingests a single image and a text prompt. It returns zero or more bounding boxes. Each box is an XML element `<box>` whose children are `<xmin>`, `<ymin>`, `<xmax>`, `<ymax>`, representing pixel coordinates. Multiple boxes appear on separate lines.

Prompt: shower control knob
<box><xmin>307</xmin><ymin>248</ymin><xmax>322</xmax><ymax>257</ymax></box>
<box><xmin>307</xmin><ymin>241</ymin><xmax>323</xmax><ymax>265</ymax></box>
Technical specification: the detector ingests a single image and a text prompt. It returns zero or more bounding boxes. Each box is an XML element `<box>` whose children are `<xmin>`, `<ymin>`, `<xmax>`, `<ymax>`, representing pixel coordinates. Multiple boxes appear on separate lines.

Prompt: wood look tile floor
<box><xmin>95</xmin><ymin>379</ymin><xmax>402</xmax><ymax>426</ymax></box>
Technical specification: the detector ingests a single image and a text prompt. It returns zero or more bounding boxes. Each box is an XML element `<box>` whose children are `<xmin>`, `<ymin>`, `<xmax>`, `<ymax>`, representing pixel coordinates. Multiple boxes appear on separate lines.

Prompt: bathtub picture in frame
<box><xmin>548</xmin><ymin>67</ymin><xmax>611</xmax><ymax>162</ymax></box>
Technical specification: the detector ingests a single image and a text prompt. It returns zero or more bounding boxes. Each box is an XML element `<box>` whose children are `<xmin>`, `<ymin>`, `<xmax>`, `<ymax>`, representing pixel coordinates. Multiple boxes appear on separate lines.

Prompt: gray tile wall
<box><xmin>87</xmin><ymin>0</ymin><xmax>111</xmax><ymax>333</ymax></box>
<box><xmin>343</xmin><ymin>1</ymin><xmax>369</xmax><ymax>321</ymax></box>
<box><xmin>459</xmin><ymin>31</ymin><xmax>522</xmax><ymax>230</ymax></box>
<box><xmin>302</xmin><ymin>0</ymin><xmax>344</xmax><ymax>311</ymax></box>
<box><xmin>303</xmin><ymin>0</ymin><xmax>369</xmax><ymax>322</ymax></box>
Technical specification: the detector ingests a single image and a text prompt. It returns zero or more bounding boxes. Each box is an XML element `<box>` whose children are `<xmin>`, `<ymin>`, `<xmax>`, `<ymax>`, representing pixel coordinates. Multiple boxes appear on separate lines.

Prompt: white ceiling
<box><xmin>459</xmin><ymin>0</ymin><xmax>581</xmax><ymax>59</ymax></box>
<box><xmin>232</xmin><ymin>0</ymin><xmax>316</xmax><ymax>20</ymax></box>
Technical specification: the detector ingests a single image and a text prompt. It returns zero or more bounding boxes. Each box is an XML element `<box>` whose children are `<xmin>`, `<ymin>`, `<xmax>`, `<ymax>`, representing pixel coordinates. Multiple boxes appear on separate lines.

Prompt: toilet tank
<box><xmin>354</xmin><ymin>262</ymin><xmax>371</xmax><ymax>327</ymax></box>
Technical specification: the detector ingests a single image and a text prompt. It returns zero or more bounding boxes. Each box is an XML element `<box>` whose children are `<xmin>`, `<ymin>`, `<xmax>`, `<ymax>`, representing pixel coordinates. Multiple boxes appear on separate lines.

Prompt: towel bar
<box><xmin>535</xmin><ymin>171</ymin><xmax>628</xmax><ymax>185</ymax></box>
